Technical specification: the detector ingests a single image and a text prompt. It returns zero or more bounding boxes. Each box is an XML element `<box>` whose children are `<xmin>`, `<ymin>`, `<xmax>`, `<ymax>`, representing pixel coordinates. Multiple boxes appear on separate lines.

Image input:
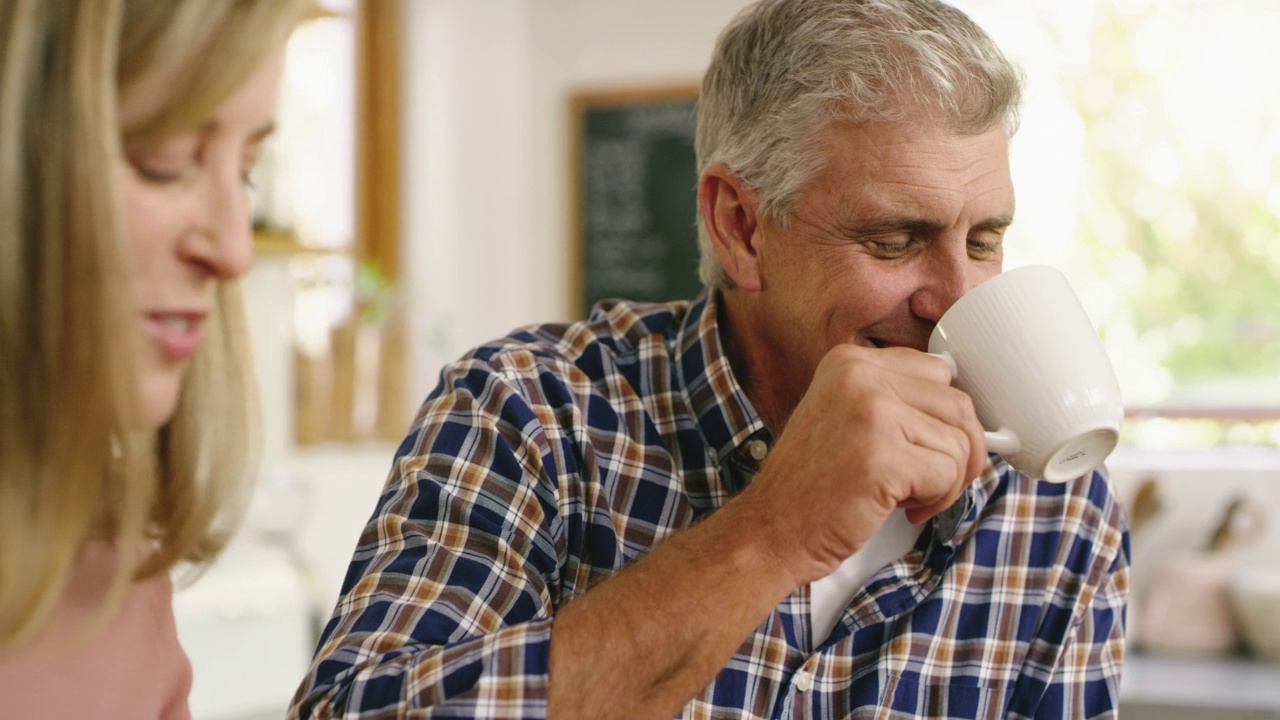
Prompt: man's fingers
<box><xmin>825</xmin><ymin>345</ymin><xmax>990</xmax><ymax>507</ymax></box>
<box><xmin>896</xmin><ymin>405</ymin><xmax>970</xmax><ymax>484</ymax></box>
<box><xmin>830</xmin><ymin>344</ymin><xmax>954</xmax><ymax>385</ymax></box>
<box><xmin>886</xmin><ymin>374</ymin><xmax>988</xmax><ymax>476</ymax></box>
<box><xmin>889</xmin><ymin>409</ymin><xmax>981</xmax><ymax>524</ymax></box>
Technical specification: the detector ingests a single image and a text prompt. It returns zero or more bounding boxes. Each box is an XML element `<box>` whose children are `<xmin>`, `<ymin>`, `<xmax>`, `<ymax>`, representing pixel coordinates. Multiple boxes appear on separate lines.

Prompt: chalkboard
<box><xmin>571</xmin><ymin>87</ymin><xmax>704</xmax><ymax>318</ymax></box>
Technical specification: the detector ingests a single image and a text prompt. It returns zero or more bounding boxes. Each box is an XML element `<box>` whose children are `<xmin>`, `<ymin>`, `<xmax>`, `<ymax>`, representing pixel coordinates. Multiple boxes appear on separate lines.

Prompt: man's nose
<box><xmin>909</xmin><ymin>251</ymin><xmax>986</xmax><ymax>323</ymax></box>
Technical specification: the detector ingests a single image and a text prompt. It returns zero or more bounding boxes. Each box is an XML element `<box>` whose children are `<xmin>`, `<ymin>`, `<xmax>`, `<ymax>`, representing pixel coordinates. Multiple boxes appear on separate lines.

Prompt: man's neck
<box><xmin>715</xmin><ymin>290</ymin><xmax>804</xmax><ymax>437</ymax></box>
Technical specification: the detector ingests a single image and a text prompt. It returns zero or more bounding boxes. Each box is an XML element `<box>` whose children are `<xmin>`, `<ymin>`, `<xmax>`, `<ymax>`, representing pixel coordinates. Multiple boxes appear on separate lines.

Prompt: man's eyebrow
<box><xmin>844</xmin><ymin>217</ymin><xmax>941</xmax><ymax>237</ymax></box>
<box><xmin>844</xmin><ymin>214</ymin><xmax>1014</xmax><ymax>236</ymax></box>
<box><xmin>973</xmin><ymin>215</ymin><xmax>1014</xmax><ymax>232</ymax></box>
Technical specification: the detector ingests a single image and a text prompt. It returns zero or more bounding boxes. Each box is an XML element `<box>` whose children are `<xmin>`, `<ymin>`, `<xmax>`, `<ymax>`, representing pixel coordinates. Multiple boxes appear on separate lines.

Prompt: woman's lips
<box><xmin>143</xmin><ymin>312</ymin><xmax>205</xmax><ymax>362</ymax></box>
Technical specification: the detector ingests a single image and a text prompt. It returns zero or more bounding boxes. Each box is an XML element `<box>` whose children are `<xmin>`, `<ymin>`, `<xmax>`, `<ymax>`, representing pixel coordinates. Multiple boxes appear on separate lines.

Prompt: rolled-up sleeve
<box><xmin>1036</xmin><ymin>543</ymin><xmax>1130</xmax><ymax>719</ymax></box>
<box><xmin>291</xmin><ymin>353</ymin><xmax>571</xmax><ymax>719</ymax></box>
<box><xmin>1008</xmin><ymin>471</ymin><xmax>1131</xmax><ymax>720</ymax></box>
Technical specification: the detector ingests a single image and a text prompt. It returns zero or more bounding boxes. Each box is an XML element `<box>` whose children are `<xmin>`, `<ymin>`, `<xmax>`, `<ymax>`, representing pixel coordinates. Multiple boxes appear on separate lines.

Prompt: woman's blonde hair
<box><xmin>0</xmin><ymin>0</ymin><xmax>309</xmax><ymax>648</ymax></box>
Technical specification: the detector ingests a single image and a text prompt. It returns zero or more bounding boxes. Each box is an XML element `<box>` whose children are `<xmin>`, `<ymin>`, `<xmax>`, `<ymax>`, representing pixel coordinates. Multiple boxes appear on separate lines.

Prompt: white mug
<box><xmin>928</xmin><ymin>265</ymin><xmax>1123</xmax><ymax>482</ymax></box>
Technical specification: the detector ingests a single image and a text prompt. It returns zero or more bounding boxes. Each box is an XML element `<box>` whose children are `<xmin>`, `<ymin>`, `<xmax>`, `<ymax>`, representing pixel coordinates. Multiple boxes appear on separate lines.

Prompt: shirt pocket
<box><xmin>869</xmin><ymin>673</ymin><xmax>1007</xmax><ymax>720</ymax></box>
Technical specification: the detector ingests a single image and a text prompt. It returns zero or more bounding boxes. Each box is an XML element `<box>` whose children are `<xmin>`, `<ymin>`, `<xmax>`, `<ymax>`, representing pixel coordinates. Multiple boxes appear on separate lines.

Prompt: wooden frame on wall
<box><xmin>355</xmin><ymin>0</ymin><xmax>403</xmax><ymax>283</ymax></box>
<box><xmin>285</xmin><ymin>1</ymin><xmax>408</xmax><ymax>446</ymax></box>
<box><xmin>252</xmin><ymin>1</ymin><xmax>402</xmax><ymax>278</ymax></box>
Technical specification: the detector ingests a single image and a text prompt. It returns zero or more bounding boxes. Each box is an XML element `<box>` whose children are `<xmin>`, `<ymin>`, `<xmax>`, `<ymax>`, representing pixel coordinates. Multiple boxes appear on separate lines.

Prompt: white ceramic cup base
<box><xmin>1041</xmin><ymin>426</ymin><xmax>1120</xmax><ymax>482</ymax></box>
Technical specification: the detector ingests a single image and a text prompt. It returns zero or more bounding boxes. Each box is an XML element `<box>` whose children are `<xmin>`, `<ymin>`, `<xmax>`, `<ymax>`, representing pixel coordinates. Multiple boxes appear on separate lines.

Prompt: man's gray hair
<box><xmin>695</xmin><ymin>0</ymin><xmax>1023</xmax><ymax>289</ymax></box>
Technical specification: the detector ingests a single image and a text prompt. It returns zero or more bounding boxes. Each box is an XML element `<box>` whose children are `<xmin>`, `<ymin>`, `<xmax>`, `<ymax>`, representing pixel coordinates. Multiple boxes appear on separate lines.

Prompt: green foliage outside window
<box><xmin>1060</xmin><ymin>2</ymin><xmax>1280</xmax><ymax>413</ymax></box>
<box><xmin>956</xmin><ymin>0</ymin><xmax>1280</xmax><ymax>448</ymax></box>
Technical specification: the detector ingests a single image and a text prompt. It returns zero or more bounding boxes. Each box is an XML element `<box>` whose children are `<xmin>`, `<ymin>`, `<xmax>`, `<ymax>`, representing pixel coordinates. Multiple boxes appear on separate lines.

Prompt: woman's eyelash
<box><xmin>133</xmin><ymin>162</ymin><xmax>183</xmax><ymax>183</ymax></box>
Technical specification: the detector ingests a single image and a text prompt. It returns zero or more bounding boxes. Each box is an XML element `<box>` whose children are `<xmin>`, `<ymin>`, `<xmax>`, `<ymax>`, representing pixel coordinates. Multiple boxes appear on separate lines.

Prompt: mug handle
<box><xmin>930</xmin><ymin>351</ymin><xmax>1020</xmax><ymax>455</ymax></box>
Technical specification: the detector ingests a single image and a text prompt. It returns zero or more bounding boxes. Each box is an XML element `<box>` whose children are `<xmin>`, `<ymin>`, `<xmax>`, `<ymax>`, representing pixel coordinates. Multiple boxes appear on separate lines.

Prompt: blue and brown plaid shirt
<box><xmin>291</xmin><ymin>290</ymin><xmax>1130</xmax><ymax>719</ymax></box>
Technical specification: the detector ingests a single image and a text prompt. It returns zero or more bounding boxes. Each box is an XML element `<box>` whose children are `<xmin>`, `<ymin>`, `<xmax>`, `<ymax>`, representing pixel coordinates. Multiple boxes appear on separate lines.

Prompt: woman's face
<box><xmin>118</xmin><ymin>50</ymin><xmax>285</xmax><ymax>429</ymax></box>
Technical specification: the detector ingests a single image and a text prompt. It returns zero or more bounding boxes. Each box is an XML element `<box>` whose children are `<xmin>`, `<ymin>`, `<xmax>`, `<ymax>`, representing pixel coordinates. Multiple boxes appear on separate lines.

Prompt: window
<box><xmin>251</xmin><ymin>0</ymin><xmax>406</xmax><ymax>446</ymax></box>
<box><xmin>954</xmin><ymin>0</ymin><xmax>1280</xmax><ymax>449</ymax></box>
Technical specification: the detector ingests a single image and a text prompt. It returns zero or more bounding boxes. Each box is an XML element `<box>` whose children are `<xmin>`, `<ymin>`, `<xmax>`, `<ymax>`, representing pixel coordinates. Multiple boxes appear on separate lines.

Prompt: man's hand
<box><xmin>735</xmin><ymin>344</ymin><xmax>988</xmax><ymax>588</ymax></box>
<box><xmin>550</xmin><ymin>347</ymin><xmax>986</xmax><ymax>719</ymax></box>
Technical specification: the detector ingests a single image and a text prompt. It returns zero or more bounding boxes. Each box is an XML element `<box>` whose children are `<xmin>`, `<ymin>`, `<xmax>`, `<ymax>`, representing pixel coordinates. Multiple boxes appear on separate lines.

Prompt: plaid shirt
<box><xmin>291</xmin><ymin>291</ymin><xmax>1130</xmax><ymax>719</ymax></box>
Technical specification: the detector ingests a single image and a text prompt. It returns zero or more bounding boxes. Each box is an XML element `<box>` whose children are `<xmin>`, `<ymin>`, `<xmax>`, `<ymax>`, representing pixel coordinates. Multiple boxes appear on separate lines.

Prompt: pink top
<box><xmin>0</xmin><ymin>542</ymin><xmax>192</xmax><ymax>719</ymax></box>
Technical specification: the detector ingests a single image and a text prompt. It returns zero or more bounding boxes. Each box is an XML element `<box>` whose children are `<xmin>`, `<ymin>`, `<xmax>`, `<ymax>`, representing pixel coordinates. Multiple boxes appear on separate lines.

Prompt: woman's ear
<box><xmin>698</xmin><ymin>163</ymin><xmax>764</xmax><ymax>292</ymax></box>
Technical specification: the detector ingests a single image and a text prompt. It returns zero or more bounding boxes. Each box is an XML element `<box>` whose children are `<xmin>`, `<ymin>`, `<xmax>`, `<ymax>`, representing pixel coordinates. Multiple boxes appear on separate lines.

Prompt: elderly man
<box><xmin>292</xmin><ymin>1</ymin><xmax>1129</xmax><ymax>717</ymax></box>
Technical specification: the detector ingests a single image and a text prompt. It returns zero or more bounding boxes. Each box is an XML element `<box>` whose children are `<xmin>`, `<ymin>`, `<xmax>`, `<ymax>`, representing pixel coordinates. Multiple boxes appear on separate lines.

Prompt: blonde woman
<box><xmin>0</xmin><ymin>0</ymin><xmax>309</xmax><ymax>716</ymax></box>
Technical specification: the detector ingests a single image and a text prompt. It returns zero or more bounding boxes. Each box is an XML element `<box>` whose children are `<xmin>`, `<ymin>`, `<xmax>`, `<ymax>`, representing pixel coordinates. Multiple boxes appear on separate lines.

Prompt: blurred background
<box><xmin>178</xmin><ymin>1</ymin><xmax>1280</xmax><ymax>718</ymax></box>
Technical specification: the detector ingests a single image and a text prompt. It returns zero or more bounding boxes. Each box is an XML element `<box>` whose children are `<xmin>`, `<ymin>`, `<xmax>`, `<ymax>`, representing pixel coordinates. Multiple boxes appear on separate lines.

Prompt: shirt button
<box><xmin>794</xmin><ymin>669</ymin><xmax>814</xmax><ymax>693</ymax></box>
<box><xmin>933</xmin><ymin>494</ymin><xmax>967</xmax><ymax>540</ymax></box>
<box><xmin>747</xmin><ymin>439</ymin><xmax>769</xmax><ymax>461</ymax></box>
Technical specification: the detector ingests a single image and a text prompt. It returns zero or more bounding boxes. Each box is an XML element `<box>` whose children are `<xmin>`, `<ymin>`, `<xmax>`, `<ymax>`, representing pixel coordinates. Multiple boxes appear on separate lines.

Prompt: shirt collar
<box><xmin>929</xmin><ymin>461</ymin><xmax>999</xmax><ymax>553</ymax></box>
<box><xmin>675</xmin><ymin>289</ymin><xmax>768</xmax><ymax>469</ymax></box>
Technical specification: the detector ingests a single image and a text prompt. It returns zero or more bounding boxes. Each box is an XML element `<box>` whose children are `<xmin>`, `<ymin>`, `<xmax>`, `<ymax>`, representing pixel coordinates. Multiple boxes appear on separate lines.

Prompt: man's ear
<box><xmin>698</xmin><ymin>163</ymin><xmax>764</xmax><ymax>292</ymax></box>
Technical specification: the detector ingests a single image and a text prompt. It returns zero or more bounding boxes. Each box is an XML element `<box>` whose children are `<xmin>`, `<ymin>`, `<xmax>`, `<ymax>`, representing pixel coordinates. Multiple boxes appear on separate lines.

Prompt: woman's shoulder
<box><xmin>0</xmin><ymin>541</ymin><xmax>193</xmax><ymax>719</ymax></box>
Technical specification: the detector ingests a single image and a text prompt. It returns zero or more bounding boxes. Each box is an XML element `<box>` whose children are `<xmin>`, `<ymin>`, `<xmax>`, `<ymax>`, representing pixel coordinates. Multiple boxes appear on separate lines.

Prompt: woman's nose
<box><xmin>181</xmin><ymin>170</ymin><xmax>255</xmax><ymax>280</ymax></box>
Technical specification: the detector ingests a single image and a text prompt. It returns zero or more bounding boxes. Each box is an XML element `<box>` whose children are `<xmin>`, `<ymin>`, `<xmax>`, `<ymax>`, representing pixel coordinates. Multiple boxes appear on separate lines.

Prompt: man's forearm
<box><xmin>547</xmin><ymin>491</ymin><xmax>797</xmax><ymax>719</ymax></box>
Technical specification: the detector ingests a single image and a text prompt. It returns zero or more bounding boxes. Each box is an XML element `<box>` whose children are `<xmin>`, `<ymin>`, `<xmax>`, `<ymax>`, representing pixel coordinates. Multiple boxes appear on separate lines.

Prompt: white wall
<box><xmin>401</xmin><ymin>0</ymin><xmax>751</xmax><ymax>403</ymax></box>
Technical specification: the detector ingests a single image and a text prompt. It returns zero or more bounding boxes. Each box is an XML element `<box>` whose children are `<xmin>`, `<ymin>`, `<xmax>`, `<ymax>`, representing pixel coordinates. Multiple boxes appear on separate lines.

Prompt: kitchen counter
<box><xmin>1122</xmin><ymin>653</ymin><xmax>1280</xmax><ymax>719</ymax></box>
